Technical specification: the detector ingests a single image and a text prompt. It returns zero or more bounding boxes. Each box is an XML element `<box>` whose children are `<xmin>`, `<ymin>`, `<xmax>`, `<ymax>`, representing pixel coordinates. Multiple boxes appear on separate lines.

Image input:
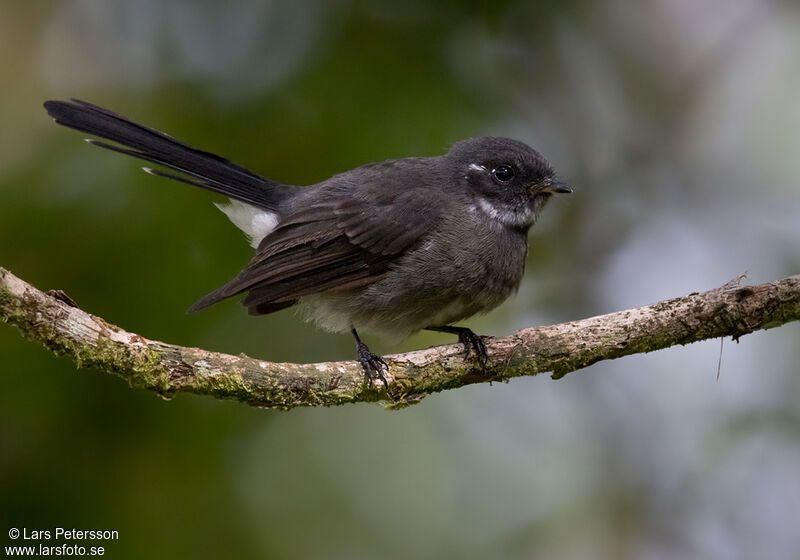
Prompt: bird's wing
<box><xmin>188</xmin><ymin>185</ymin><xmax>446</xmax><ymax>314</ymax></box>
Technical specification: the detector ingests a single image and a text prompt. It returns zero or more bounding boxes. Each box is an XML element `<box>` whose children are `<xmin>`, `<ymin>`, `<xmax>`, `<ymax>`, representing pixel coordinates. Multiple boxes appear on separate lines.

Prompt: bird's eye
<box><xmin>492</xmin><ymin>165</ymin><xmax>515</xmax><ymax>182</ymax></box>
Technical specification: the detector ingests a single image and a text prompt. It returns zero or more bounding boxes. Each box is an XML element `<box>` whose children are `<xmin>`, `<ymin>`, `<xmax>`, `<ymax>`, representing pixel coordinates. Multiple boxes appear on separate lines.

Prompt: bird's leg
<box><xmin>426</xmin><ymin>325</ymin><xmax>489</xmax><ymax>367</ymax></box>
<box><xmin>351</xmin><ymin>329</ymin><xmax>390</xmax><ymax>388</ymax></box>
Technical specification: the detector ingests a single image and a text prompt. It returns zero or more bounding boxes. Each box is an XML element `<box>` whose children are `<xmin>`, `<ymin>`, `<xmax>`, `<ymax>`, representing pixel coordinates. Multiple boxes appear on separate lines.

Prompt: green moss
<box><xmin>184</xmin><ymin>368</ymin><xmax>254</xmax><ymax>402</ymax></box>
<box><xmin>72</xmin><ymin>334</ymin><xmax>172</xmax><ymax>395</ymax></box>
<box><xmin>0</xmin><ymin>285</ymin><xmax>12</xmax><ymax>313</ymax></box>
<box><xmin>2</xmin><ymin>293</ymin><xmax>174</xmax><ymax>396</ymax></box>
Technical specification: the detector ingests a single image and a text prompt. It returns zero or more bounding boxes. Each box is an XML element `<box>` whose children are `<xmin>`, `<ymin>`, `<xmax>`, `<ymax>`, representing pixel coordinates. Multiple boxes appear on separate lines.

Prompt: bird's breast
<box><xmin>298</xmin><ymin>208</ymin><xmax>530</xmax><ymax>338</ymax></box>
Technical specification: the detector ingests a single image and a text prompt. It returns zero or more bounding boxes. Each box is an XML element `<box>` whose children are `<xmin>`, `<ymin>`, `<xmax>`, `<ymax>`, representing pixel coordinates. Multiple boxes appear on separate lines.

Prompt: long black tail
<box><xmin>44</xmin><ymin>99</ymin><xmax>290</xmax><ymax>210</ymax></box>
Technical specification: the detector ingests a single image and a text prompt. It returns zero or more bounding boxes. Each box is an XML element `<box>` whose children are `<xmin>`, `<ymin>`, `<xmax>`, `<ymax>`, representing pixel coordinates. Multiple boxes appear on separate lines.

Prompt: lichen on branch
<box><xmin>1</xmin><ymin>266</ymin><xmax>799</xmax><ymax>409</ymax></box>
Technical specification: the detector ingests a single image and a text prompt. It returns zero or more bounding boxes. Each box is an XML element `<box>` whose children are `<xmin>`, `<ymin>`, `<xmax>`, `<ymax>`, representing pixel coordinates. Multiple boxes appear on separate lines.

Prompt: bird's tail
<box><xmin>44</xmin><ymin>99</ymin><xmax>290</xmax><ymax>210</ymax></box>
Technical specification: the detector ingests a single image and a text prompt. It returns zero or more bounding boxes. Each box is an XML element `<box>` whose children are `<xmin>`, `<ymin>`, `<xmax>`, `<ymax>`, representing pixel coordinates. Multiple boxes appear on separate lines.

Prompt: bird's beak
<box><xmin>539</xmin><ymin>179</ymin><xmax>573</xmax><ymax>194</ymax></box>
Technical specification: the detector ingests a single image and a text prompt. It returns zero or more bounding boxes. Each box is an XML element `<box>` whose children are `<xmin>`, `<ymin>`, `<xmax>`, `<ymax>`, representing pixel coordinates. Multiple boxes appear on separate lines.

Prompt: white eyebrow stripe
<box><xmin>468</xmin><ymin>163</ymin><xmax>487</xmax><ymax>172</ymax></box>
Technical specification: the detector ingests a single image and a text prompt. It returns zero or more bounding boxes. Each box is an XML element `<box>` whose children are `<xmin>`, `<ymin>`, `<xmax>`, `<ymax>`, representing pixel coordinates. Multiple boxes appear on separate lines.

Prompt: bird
<box><xmin>43</xmin><ymin>99</ymin><xmax>572</xmax><ymax>386</ymax></box>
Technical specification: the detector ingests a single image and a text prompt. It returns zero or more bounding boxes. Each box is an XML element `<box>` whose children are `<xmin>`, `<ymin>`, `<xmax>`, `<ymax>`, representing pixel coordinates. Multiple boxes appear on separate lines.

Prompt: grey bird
<box><xmin>43</xmin><ymin>99</ymin><xmax>572</xmax><ymax>385</ymax></box>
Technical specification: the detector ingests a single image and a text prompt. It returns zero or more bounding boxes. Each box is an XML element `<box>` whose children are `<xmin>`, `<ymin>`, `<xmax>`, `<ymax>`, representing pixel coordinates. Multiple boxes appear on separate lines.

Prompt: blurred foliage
<box><xmin>1</xmin><ymin>1</ymin><xmax>799</xmax><ymax>559</ymax></box>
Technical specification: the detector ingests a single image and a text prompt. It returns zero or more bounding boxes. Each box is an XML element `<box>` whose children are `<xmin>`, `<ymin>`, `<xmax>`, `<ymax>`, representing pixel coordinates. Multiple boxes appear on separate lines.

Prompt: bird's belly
<box><xmin>299</xmin><ymin>224</ymin><xmax>528</xmax><ymax>339</ymax></box>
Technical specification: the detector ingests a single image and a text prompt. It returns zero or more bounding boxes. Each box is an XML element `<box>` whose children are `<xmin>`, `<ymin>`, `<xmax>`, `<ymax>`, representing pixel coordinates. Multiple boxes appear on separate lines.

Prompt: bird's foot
<box><xmin>456</xmin><ymin>328</ymin><xmax>489</xmax><ymax>367</ymax></box>
<box><xmin>426</xmin><ymin>325</ymin><xmax>489</xmax><ymax>368</ymax></box>
<box><xmin>352</xmin><ymin>329</ymin><xmax>390</xmax><ymax>388</ymax></box>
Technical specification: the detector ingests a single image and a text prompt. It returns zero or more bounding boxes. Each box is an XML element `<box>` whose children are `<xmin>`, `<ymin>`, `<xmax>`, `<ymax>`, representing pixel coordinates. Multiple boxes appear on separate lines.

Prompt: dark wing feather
<box><xmin>44</xmin><ymin>99</ymin><xmax>290</xmax><ymax>210</ymax></box>
<box><xmin>188</xmin><ymin>181</ymin><xmax>447</xmax><ymax>315</ymax></box>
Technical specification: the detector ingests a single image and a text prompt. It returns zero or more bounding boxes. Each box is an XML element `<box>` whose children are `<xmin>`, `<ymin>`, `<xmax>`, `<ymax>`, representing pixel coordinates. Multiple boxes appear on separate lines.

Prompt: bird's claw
<box><xmin>457</xmin><ymin>329</ymin><xmax>489</xmax><ymax>368</ymax></box>
<box><xmin>354</xmin><ymin>331</ymin><xmax>390</xmax><ymax>388</ymax></box>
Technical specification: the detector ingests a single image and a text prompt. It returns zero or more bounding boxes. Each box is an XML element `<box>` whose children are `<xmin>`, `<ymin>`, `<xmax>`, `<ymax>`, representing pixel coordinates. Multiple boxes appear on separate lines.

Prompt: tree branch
<box><xmin>1</xmin><ymin>266</ymin><xmax>799</xmax><ymax>409</ymax></box>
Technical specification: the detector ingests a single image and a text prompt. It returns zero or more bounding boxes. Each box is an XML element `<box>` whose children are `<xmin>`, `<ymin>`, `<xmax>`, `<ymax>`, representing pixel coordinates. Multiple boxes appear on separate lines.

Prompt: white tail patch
<box><xmin>215</xmin><ymin>199</ymin><xmax>278</xmax><ymax>248</ymax></box>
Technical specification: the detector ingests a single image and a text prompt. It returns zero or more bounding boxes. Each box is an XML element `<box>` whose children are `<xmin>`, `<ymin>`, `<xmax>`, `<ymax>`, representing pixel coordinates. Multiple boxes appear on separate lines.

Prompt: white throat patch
<box><xmin>475</xmin><ymin>197</ymin><xmax>534</xmax><ymax>228</ymax></box>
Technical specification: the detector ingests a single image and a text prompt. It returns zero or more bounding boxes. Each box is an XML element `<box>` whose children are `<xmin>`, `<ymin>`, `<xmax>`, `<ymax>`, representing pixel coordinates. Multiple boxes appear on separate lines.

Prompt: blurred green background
<box><xmin>2</xmin><ymin>1</ymin><xmax>799</xmax><ymax>558</ymax></box>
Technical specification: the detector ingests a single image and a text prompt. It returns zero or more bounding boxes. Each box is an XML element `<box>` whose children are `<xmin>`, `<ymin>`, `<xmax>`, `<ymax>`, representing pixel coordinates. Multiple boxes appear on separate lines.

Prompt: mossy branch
<box><xmin>2</xmin><ymin>266</ymin><xmax>799</xmax><ymax>409</ymax></box>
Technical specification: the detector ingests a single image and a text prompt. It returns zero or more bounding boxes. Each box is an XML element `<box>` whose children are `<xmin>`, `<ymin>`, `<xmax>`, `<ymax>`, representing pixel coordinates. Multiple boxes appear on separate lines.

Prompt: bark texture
<box><xmin>2</xmin><ymin>266</ymin><xmax>799</xmax><ymax>409</ymax></box>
